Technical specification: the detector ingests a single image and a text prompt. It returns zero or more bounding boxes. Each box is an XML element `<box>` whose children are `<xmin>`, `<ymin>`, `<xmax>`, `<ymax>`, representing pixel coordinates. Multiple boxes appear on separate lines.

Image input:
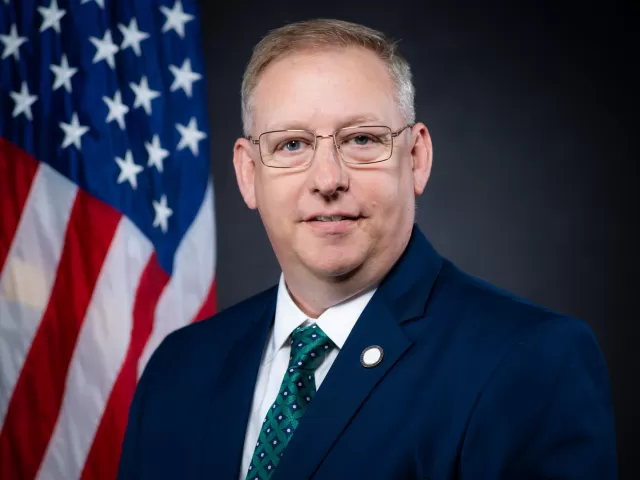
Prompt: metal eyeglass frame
<box><xmin>247</xmin><ymin>124</ymin><xmax>414</xmax><ymax>168</ymax></box>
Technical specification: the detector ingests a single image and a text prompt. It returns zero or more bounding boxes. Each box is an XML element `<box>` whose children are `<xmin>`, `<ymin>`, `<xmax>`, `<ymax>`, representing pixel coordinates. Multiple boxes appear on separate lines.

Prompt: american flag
<box><xmin>0</xmin><ymin>0</ymin><xmax>216</xmax><ymax>478</ymax></box>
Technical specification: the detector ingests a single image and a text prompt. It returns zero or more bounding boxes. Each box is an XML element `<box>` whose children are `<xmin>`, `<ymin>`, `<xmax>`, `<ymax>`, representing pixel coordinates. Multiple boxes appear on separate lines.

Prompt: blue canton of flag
<box><xmin>0</xmin><ymin>1</ymin><xmax>217</xmax><ymax>478</ymax></box>
<box><xmin>0</xmin><ymin>0</ymin><xmax>210</xmax><ymax>273</ymax></box>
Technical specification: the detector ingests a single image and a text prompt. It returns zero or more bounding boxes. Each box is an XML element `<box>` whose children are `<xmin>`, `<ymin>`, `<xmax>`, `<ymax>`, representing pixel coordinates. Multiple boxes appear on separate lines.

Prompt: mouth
<box><xmin>304</xmin><ymin>215</ymin><xmax>362</xmax><ymax>234</ymax></box>
<box><xmin>309</xmin><ymin>215</ymin><xmax>359</xmax><ymax>222</ymax></box>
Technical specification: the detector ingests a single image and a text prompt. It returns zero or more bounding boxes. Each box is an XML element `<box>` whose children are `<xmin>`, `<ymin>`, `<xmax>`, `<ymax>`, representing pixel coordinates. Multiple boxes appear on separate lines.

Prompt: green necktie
<box><xmin>245</xmin><ymin>323</ymin><xmax>335</xmax><ymax>479</ymax></box>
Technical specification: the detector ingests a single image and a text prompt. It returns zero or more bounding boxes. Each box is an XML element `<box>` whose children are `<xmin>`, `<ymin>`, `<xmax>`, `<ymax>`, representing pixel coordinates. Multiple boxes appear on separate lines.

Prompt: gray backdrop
<box><xmin>198</xmin><ymin>0</ymin><xmax>637</xmax><ymax>477</ymax></box>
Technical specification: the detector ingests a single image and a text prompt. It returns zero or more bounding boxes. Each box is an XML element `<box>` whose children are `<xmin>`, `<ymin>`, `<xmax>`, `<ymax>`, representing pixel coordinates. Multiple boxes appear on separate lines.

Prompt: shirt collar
<box><xmin>264</xmin><ymin>273</ymin><xmax>376</xmax><ymax>365</ymax></box>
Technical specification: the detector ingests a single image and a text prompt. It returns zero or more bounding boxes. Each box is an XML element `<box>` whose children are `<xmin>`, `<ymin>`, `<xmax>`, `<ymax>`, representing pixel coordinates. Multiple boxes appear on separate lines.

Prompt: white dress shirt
<box><xmin>239</xmin><ymin>274</ymin><xmax>376</xmax><ymax>478</ymax></box>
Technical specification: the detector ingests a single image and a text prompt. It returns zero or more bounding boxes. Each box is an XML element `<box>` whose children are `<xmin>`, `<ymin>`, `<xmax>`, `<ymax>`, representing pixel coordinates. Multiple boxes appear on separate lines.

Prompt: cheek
<box><xmin>356</xmin><ymin>170</ymin><xmax>414</xmax><ymax>240</ymax></box>
<box><xmin>360</xmin><ymin>171</ymin><xmax>408</xmax><ymax>216</ymax></box>
<box><xmin>255</xmin><ymin>175</ymin><xmax>300</xmax><ymax>223</ymax></box>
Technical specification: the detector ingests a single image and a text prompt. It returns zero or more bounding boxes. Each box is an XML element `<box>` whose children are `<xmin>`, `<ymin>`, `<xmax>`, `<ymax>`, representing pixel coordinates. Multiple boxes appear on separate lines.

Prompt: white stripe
<box><xmin>0</xmin><ymin>164</ymin><xmax>78</xmax><ymax>431</ymax></box>
<box><xmin>138</xmin><ymin>181</ymin><xmax>216</xmax><ymax>377</ymax></box>
<box><xmin>36</xmin><ymin>216</ymin><xmax>153</xmax><ymax>480</ymax></box>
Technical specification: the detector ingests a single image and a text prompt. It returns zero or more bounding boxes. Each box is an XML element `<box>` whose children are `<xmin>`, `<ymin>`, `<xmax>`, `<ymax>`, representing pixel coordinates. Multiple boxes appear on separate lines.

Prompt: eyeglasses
<box><xmin>247</xmin><ymin>124</ymin><xmax>413</xmax><ymax>169</ymax></box>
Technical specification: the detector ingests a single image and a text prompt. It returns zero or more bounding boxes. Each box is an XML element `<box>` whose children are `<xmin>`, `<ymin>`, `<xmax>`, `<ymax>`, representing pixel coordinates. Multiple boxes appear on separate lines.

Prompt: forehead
<box><xmin>252</xmin><ymin>47</ymin><xmax>401</xmax><ymax>132</ymax></box>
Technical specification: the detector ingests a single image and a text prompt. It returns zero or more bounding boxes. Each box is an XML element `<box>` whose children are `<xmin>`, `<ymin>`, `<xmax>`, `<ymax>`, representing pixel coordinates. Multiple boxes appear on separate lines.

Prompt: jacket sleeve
<box><xmin>459</xmin><ymin>316</ymin><xmax>617</xmax><ymax>479</ymax></box>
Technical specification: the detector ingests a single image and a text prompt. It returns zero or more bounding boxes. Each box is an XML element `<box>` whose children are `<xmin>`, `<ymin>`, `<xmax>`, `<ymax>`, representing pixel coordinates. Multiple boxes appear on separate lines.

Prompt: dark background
<box><xmin>198</xmin><ymin>0</ymin><xmax>638</xmax><ymax>477</ymax></box>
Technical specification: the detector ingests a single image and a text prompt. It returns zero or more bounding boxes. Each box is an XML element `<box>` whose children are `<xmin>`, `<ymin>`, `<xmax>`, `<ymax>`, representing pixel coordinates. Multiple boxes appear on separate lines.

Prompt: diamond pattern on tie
<box><xmin>245</xmin><ymin>324</ymin><xmax>335</xmax><ymax>479</ymax></box>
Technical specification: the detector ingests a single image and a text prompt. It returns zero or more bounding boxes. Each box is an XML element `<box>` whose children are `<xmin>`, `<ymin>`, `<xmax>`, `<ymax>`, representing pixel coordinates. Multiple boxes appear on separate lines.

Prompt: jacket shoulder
<box><xmin>434</xmin><ymin>259</ymin><xmax>582</xmax><ymax>334</ymax></box>
<box><xmin>141</xmin><ymin>284</ymin><xmax>277</xmax><ymax>378</ymax></box>
<box><xmin>422</xmin><ymin>259</ymin><xmax>605</xmax><ymax>373</ymax></box>
<box><xmin>178</xmin><ymin>284</ymin><xmax>276</xmax><ymax>340</ymax></box>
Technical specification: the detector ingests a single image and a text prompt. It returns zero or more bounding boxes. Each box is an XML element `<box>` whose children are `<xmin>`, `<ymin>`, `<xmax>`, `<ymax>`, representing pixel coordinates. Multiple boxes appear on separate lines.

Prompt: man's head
<box><xmin>233</xmin><ymin>19</ymin><xmax>433</xmax><ymax>313</ymax></box>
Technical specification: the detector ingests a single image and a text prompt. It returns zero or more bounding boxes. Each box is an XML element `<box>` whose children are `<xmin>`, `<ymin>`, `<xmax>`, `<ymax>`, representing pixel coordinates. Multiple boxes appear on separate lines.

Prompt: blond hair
<box><xmin>241</xmin><ymin>19</ymin><xmax>416</xmax><ymax>136</ymax></box>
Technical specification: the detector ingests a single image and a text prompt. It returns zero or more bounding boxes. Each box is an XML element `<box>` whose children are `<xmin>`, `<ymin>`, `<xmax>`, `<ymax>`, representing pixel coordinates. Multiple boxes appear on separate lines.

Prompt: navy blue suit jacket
<box><xmin>118</xmin><ymin>226</ymin><xmax>617</xmax><ymax>479</ymax></box>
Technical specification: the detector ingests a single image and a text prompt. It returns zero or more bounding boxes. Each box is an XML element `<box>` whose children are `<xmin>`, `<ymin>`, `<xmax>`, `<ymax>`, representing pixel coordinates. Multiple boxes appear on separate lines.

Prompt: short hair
<box><xmin>241</xmin><ymin>18</ymin><xmax>416</xmax><ymax>136</ymax></box>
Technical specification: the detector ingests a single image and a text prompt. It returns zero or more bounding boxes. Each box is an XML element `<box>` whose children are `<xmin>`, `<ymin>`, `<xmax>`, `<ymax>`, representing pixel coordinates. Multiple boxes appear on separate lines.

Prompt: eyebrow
<box><xmin>265</xmin><ymin>113</ymin><xmax>385</xmax><ymax>132</ymax></box>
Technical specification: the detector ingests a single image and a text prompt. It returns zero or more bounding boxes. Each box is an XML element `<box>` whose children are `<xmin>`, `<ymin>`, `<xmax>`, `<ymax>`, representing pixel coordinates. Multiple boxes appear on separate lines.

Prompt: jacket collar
<box><xmin>377</xmin><ymin>224</ymin><xmax>443</xmax><ymax>324</ymax></box>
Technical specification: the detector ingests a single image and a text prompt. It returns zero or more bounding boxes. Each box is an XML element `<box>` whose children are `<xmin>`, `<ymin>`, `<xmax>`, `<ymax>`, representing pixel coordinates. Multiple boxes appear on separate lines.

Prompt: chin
<box><xmin>302</xmin><ymin>250</ymin><xmax>365</xmax><ymax>280</ymax></box>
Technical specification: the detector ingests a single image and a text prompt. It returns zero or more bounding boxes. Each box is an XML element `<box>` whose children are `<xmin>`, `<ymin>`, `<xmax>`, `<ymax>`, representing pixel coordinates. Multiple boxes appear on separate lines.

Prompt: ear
<box><xmin>233</xmin><ymin>137</ymin><xmax>258</xmax><ymax>210</ymax></box>
<box><xmin>409</xmin><ymin>122</ymin><xmax>433</xmax><ymax>196</ymax></box>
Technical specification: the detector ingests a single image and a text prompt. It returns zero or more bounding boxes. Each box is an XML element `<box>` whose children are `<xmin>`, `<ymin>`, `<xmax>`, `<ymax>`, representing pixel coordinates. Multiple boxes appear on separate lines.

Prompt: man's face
<box><xmin>234</xmin><ymin>47</ymin><xmax>432</xmax><ymax>287</ymax></box>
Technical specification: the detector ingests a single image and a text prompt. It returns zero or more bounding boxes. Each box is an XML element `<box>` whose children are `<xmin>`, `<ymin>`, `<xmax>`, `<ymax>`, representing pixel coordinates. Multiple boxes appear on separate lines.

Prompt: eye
<box><xmin>345</xmin><ymin>134</ymin><xmax>379</xmax><ymax>146</ymax></box>
<box><xmin>284</xmin><ymin>140</ymin><xmax>302</xmax><ymax>151</ymax></box>
<box><xmin>277</xmin><ymin>138</ymin><xmax>309</xmax><ymax>152</ymax></box>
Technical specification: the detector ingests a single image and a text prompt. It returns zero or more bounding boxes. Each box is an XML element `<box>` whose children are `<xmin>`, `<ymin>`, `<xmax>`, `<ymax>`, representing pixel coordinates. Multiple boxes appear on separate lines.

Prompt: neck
<box><xmin>285</xmin><ymin>271</ymin><xmax>376</xmax><ymax>318</ymax></box>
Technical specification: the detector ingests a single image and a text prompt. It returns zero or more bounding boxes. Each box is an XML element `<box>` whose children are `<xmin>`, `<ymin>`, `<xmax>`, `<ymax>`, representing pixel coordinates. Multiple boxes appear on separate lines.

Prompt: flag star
<box><xmin>145</xmin><ymin>134</ymin><xmax>169</xmax><ymax>172</ymax></box>
<box><xmin>38</xmin><ymin>0</ymin><xmax>66</xmax><ymax>34</ymax></box>
<box><xmin>176</xmin><ymin>117</ymin><xmax>207</xmax><ymax>156</ymax></box>
<box><xmin>59</xmin><ymin>112</ymin><xmax>89</xmax><ymax>150</ymax></box>
<box><xmin>81</xmin><ymin>0</ymin><xmax>104</xmax><ymax>8</ymax></box>
<box><xmin>1</xmin><ymin>24</ymin><xmax>28</xmax><ymax>61</ymax></box>
<box><xmin>152</xmin><ymin>195</ymin><xmax>173</xmax><ymax>233</ymax></box>
<box><xmin>103</xmin><ymin>90</ymin><xmax>129</xmax><ymax>130</ymax></box>
<box><xmin>50</xmin><ymin>54</ymin><xmax>77</xmax><ymax>92</ymax></box>
<box><xmin>160</xmin><ymin>0</ymin><xmax>194</xmax><ymax>38</ymax></box>
<box><xmin>90</xmin><ymin>30</ymin><xmax>119</xmax><ymax>69</ymax></box>
<box><xmin>130</xmin><ymin>76</ymin><xmax>160</xmax><ymax>115</ymax></box>
<box><xmin>115</xmin><ymin>150</ymin><xmax>144</xmax><ymax>189</ymax></box>
<box><xmin>10</xmin><ymin>81</ymin><xmax>38</xmax><ymax>121</ymax></box>
<box><xmin>118</xmin><ymin>18</ymin><xmax>149</xmax><ymax>57</ymax></box>
<box><xmin>169</xmin><ymin>58</ymin><xmax>202</xmax><ymax>97</ymax></box>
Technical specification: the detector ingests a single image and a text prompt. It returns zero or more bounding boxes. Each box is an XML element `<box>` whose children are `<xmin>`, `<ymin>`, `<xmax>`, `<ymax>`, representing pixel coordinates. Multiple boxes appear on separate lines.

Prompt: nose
<box><xmin>309</xmin><ymin>136</ymin><xmax>349</xmax><ymax>197</ymax></box>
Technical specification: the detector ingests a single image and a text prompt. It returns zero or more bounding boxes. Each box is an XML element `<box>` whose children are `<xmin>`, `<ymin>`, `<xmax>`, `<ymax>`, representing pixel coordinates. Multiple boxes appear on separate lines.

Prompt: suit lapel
<box><xmin>272</xmin><ymin>297</ymin><xmax>412</xmax><ymax>480</ymax></box>
<box><xmin>199</xmin><ymin>290</ymin><xmax>276</xmax><ymax>479</ymax></box>
<box><xmin>273</xmin><ymin>226</ymin><xmax>443</xmax><ymax>479</ymax></box>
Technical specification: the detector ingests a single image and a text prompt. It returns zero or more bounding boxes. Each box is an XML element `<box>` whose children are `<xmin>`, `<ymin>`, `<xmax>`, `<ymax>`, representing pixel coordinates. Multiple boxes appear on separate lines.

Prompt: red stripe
<box><xmin>80</xmin><ymin>254</ymin><xmax>170</xmax><ymax>480</ymax></box>
<box><xmin>192</xmin><ymin>278</ymin><xmax>217</xmax><ymax>323</ymax></box>
<box><xmin>0</xmin><ymin>190</ymin><xmax>121</xmax><ymax>480</ymax></box>
<box><xmin>0</xmin><ymin>139</ymin><xmax>40</xmax><ymax>275</ymax></box>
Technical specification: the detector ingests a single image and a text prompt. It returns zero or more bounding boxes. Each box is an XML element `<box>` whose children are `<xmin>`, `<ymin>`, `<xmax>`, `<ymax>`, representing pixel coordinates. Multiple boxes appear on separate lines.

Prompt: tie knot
<box><xmin>289</xmin><ymin>324</ymin><xmax>334</xmax><ymax>371</ymax></box>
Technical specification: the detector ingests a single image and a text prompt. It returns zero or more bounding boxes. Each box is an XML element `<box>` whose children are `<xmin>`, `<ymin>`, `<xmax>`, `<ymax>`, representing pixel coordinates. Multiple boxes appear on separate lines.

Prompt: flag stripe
<box><xmin>0</xmin><ymin>139</ymin><xmax>40</xmax><ymax>276</ymax></box>
<box><xmin>193</xmin><ymin>279</ymin><xmax>217</xmax><ymax>323</ymax></box>
<box><xmin>37</xmin><ymin>217</ymin><xmax>154</xmax><ymax>480</ymax></box>
<box><xmin>79</xmin><ymin>253</ymin><xmax>170</xmax><ymax>480</ymax></box>
<box><xmin>138</xmin><ymin>181</ymin><xmax>216</xmax><ymax>377</ymax></box>
<box><xmin>0</xmin><ymin>189</ymin><xmax>121</xmax><ymax>480</ymax></box>
<box><xmin>0</xmin><ymin>163</ymin><xmax>78</xmax><ymax>431</ymax></box>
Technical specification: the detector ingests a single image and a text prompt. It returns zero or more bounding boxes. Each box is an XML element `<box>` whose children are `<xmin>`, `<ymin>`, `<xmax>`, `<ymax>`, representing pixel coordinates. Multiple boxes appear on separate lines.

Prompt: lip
<box><xmin>303</xmin><ymin>212</ymin><xmax>360</xmax><ymax>222</ymax></box>
<box><xmin>304</xmin><ymin>216</ymin><xmax>360</xmax><ymax>235</ymax></box>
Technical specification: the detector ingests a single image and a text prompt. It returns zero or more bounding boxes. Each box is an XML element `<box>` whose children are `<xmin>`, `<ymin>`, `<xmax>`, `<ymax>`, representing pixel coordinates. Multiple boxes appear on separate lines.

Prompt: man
<box><xmin>118</xmin><ymin>19</ymin><xmax>617</xmax><ymax>479</ymax></box>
